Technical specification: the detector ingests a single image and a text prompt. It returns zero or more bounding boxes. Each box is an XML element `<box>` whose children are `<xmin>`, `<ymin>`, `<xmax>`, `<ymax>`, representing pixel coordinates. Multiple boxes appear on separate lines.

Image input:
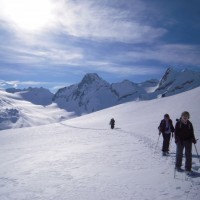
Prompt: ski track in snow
<box><xmin>114</xmin><ymin>128</ymin><xmax>200</xmax><ymax>200</ymax></box>
<box><xmin>1</xmin><ymin>87</ymin><xmax>200</xmax><ymax>200</ymax></box>
<box><xmin>1</xmin><ymin>123</ymin><xmax>200</xmax><ymax>200</ymax></box>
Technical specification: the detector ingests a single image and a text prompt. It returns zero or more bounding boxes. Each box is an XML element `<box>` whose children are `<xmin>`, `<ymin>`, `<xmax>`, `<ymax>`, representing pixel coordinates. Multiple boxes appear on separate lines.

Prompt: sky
<box><xmin>0</xmin><ymin>0</ymin><xmax>200</xmax><ymax>92</ymax></box>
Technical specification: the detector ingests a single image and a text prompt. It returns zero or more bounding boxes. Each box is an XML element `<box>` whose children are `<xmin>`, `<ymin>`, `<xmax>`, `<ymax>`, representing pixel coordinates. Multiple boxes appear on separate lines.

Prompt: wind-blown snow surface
<box><xmin>0</xmin><ymin>87</ymin><xmax>200</xmax><ymax>200</ymax></box>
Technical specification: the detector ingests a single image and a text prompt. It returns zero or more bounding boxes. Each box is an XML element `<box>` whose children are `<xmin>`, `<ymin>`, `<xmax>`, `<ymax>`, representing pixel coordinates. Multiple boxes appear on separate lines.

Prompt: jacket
<box><xmin>158</xmin><ymin>119</ymin><xmax>174</xmax><ymax>134</ymax></box>
<box><xmin>175</xmin><ymin>120</ymin><xmax>195</xmax><ymax>141</ymax></box>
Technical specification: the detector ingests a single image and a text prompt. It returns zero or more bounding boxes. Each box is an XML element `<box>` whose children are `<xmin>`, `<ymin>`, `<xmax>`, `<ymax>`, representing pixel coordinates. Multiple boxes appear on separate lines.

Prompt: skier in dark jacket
<box><xmin>158</xmin><ymin>114</ymin><xmax>175</xmax><ymax>155</ymax></box>
<box><xmin>175</xmin><ymin>111</ymin><xmax>196</xmax><ymax>172</ymax></box>
<box><xmin>110</xmin><ymin>118</ymin><xmax>115</xmax><ymax>129</ymax></box>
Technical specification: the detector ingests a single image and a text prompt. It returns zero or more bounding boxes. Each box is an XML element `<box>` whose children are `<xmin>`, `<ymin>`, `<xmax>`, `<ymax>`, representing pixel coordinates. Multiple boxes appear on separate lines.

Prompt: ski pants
<box><xmin>111</xmin><ymin>124</ymin><xmax>114</xmax><ymax>129</ymax></box>
<box><xmin>162</xmin><ymin>133</ymin><xmax>171</xmax><ymax>152</ymax></box>
<box><xmin>176</xmin><ymin>140</ymin><xmax>192</xmax><ymax>170</ymax></box>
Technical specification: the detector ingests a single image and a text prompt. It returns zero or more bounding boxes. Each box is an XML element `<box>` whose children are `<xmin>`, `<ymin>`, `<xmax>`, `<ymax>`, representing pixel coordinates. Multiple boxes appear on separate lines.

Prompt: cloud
<box><xmin>87</xmin><ymin>61</ymin><xmax>161</xmax><ymax>76</ymax></box>
<box><xmin>0</xmin><ymin>0</ymin><xmax>199</xmax><ymax>84</ymax></box>
<box><xmin>0</xmin><ymin>80</ymin><xmax>18</xmax><ymax>88</ymax></box>
<box><xmin>53</xmin><ymin>0</ymin><xmax>167</xmax><ymax>43</ymax></box>
<box><xmin>0</xmin><ymin>80</ymin><xmax>49</xmax><ymax>88</ymax></box>
<box><xmin>126</xmin><ymin>44</ymin><xmax>200</xmax><ymax>67</ymax></box>
<box><xmin>0</xmin><ymin>35</ymin><xmax>84</xmax><ymax>66</ymax></box>
<box><xmin>0</xmin><ymin>79</ymin><xmax>70</xmax><ymax>92</ymax></box>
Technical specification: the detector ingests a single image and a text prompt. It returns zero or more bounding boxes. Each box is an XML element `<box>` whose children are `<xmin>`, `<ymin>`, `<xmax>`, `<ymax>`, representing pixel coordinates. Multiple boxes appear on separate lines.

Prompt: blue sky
<box><xmin>0</xmin><ymin>0</ymin><xmax>200</xmax><ymax>92</ymax></box>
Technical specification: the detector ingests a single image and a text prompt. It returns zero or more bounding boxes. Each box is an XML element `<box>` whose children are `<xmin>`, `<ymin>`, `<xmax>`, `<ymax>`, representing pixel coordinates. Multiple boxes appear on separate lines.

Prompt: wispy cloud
<box><xmin>55</xmin><ymin>0</ymin><xmax>167</xmax><ymax>43</ymax></box>
<box><xmin>86</xmin><ymin>61</ymin><xmax>161</xmax><ymax>76</ymax></box>
<box><xmin>0</xmin><ymin>79</ymin><xmax>71</xmax><ymax>92</ymax></box>
<box><xmin>0</xmin><ymin>36</ymin><xmax>84</xmax><ymax>66</ymax></box>
<box><xmin>126</xmin><ymin>44</ymin><xmax>200</xmax><ymax>67</ymax></box>
<box><xmin>0</xmin><ymin>0</ymin><xmax>167</xmax><ymax>43</ymax></box>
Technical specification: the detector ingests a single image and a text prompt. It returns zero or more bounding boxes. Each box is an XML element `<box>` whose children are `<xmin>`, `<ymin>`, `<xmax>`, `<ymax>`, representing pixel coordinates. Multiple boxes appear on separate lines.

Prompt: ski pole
<box><xmin>194</xmin><ymin>139</ymin><xmax>200</xmax><ymax>164</ymax></box>
<box><xmin>155</xmin><ymin>134</ymin><xmax>160</xmax><ymax>152</ymax></box>
<box><xmin>169</xmin><ymin>134</ymin><xmax>173</xmax><ymax>151</ymax></box>
<box><xmin>174</xmin><ymin>165</ymin><xmax>176</xmax><ymax>179</ymax></box>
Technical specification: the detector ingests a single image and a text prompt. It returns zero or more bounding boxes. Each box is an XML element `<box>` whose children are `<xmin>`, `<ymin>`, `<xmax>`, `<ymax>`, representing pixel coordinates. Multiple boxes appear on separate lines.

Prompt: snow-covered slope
<box><xmin>0</xmin><ymin>87</ymin><xmax>200</xmax><ymax>200</ymax></box>
<box><xmin>139</xmin><ymin>79</ymin><xmax>159</xmax><ymax>93</ymax></box>
<box><xmin>155</xmin><ymin>67</ymin><xmax>200</xmax><ymax>97</ymax></box>
<box><xmin>0</xmin><ymin>90</ymin><xmax>74</xmax><ymax>130</ymax></box>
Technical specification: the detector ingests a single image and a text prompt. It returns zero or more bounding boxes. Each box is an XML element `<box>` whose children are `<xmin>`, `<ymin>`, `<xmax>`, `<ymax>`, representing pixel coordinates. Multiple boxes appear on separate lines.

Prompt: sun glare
<box><xmin>0</xmin><ymin>0</ymin><xmax>55</xmax><ymax>32</ymax></box>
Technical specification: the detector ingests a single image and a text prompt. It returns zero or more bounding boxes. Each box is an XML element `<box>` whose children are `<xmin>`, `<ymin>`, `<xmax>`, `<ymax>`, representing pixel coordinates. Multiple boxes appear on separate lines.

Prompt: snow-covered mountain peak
<box><xmin>158</xmin><ymin>67</ymin><xmax>178</xmax><ymax>87</ymax></box>
<box><xmin>78</xmin><ymin>73</ymin><xmax>109</xmax><ymax>89</ymax></box>
<box><xmin>155</xmin><ymin>67</ymin><xmax>200</xmax><ymax>97</ymax></box>
<box><xmin>81</xmin><ymin>73</ymin><xmax>102</xmax><ymax>83</ymax></box>
<box><xmin>53</xmin><ymin>73</ymin><xmax>115</xmax><ymax>114</ymax></box>
<box><xmin>111</xmin><ymin>80</ymin><xmax>146</xmax><ymax>101</ymax></box>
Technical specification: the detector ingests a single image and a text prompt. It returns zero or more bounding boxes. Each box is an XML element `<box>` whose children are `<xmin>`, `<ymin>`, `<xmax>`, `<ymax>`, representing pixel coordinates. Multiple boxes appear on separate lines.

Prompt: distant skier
<box><xmin>175</xmin><ymin>111</ymin><xmax>197</xmax><ymax>172</ymax></box>
<box><xmin>158</xmin><ymin>114</ymin><xmax>174</xmax><ymax>156</ymax></box>
<box><xmin>110</xmin><ymin>118</ymin><xmax>115</xmax><ymax>129</ymax></box>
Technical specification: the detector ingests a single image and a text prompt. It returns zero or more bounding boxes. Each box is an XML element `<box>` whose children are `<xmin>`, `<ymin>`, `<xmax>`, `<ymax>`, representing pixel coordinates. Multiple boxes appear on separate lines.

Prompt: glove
<box><xmin>192</xmin><ymin>138</ymin><xmax>197</xmax><ymax>144</ymax></box>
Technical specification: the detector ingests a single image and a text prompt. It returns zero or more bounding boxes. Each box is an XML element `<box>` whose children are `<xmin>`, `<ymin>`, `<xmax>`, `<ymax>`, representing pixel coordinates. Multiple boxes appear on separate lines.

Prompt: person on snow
<box><xmin>175</xmin><ymin>111</ymin><xmax>196</xmax><ymax>172</ymax></box>
<box><xmin>110</xmin><ymin>118</ymin><xmax>115</xmax><ymax>129</ymax></box>
<box><xmin>158</xmin><ymin>114</ymin><xmax>175</xmax><ymax>156</ymax></box>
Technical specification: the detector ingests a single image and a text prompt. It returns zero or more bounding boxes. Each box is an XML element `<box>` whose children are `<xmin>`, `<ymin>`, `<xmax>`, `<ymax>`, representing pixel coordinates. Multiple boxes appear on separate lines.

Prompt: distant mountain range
<box><xmin>53</xmin><ymin>67</ymin><xmax>200</xmax><ymax>114</ymax></box>
<box><xmin>0</xmin><ymin>89</ymin><xmax>73</xmax><ymax>130</ymax></box>
<box><xmin>1</xmin><ymin>67</ymin><xmax>200</xmax><ymax>130</ymax></box>
<box><xmin>6</xmin><ymin>87</ymin><xmax>53</xmax><ymax>106</ymax></box>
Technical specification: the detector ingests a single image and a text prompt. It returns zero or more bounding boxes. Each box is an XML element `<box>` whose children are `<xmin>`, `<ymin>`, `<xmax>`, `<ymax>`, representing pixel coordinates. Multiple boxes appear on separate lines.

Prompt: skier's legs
<box><xmin>184</xmin><ymin>140</ymin><xmax>192</xmax><ymax>170</ymax></box>
<box><xmin>162</xmin><ymin>133</ymin><xmax>165</xmax><ymax>152</ymax></box>
<box><xmin>162</xmin><ymin>133</ymin><xmax>170</xmax><ymax>152</ymax></box>
<box><xmin>176</xmin><ymin>141</ymin><xmax>184</xmax><ymax>168</ymax></box>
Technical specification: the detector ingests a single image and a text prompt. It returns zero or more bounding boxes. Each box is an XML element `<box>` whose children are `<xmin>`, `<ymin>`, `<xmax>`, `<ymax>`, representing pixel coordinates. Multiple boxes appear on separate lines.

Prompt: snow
<box><xmin>111</xmin><ymin>80</ymin><xmax>145</xmax><ymax>98</ymax></box>
<box><xmin>0</xmin><ymin>90</ymin><xmax>74</xmax><ymax>130</ymax></box>
<box><xmin>0</xmin><ymin>87</ymin><xmax>200</xmax><ymax>200</ymax></box>
<box><xmin>53</xmin><ymin>69</ymin><xmax>200</xmax><ymax>114</ymax></box>
<box><xmin>155</xmin><ymin>67</ymin><xmax>200</xmax><ymax>97</ymax></box>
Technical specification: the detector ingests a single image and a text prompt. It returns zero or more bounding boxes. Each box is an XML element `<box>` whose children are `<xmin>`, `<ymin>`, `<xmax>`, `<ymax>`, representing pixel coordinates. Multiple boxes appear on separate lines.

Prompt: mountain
<box><xmin>5</xmin><ymin>88</ymin><xmax>22</xmax><ymax>93</ymax></box>
<box><xmin>1</xmin><ymin>87</ymin><xmax>200</xmax><ymax>200</ymax></box>
<box><xmin>53</xmin><ymin>73</ymin><xmax>117</xmax><ymax>114</ymax></box>
<box><xmin>6</xmin><ymin>87</ymin><xmax>54</xmax><ymax>106</ymax></box>
<box><xmin>111</xmin><ymin>80</ymin><xmax>147</xmax><ymax>103</ymax></box>
<box><xmin>155</xmin><ymin>67</ymin><xmax>200</xmax><ymax>97</ymax></box>
<box><xmin>53</xmin><ymin>73</ymin><xmax>149</xmax><ymax>114</ymax></box>
<box><xmin>0</xmin><ymin>90</ymin><xmax>74</xmax><ymax>130</ymax></box>
<box><xmin>139</xmin><ymin>79</ymin><xmax>159</xmax><ymax>93</ymax></box>
<box><xmin>53</xmin><ymin>68</ymin><xmax>200</xmax><ymax>114</ymax></box>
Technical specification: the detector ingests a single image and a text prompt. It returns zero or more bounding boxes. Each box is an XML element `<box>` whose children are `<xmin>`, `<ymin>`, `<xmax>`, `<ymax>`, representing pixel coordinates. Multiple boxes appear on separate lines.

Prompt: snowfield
<box><xmin>0</xmin><ymin>87</ymin><xmax>200</xmax><ymax>200</ymax></box>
